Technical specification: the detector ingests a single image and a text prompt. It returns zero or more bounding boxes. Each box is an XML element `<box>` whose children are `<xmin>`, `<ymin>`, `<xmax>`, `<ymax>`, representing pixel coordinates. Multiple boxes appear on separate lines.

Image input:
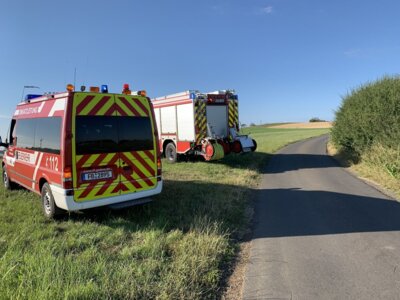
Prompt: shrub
<box><xmin>309</xmin><ymin>117</ymin><xmax>325</xmax><ymax>122</ymax></box>
<box><xmin>331</xmin><ymin>76</ymin><xmax>400</xmax><ymax>155</ymax></box>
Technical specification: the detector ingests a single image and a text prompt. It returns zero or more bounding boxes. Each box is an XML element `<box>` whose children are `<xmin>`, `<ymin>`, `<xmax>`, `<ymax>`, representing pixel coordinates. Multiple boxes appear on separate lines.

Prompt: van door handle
<box><xmin>122</xmin><ymin>166</ymin><xmax>132</xmax><ymax>173</ymax></box>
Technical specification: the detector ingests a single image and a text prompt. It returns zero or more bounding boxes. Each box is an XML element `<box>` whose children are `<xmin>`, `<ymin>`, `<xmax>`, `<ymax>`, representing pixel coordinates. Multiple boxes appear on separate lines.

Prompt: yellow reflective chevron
<box><xmin>195</xmin><ymin>99</ymin><xmax>207</xmax><ymax>143</ymax></box>
<box><xmin>228</xmin><ymin>99</ymin><xmax>239</xmax><ymax>128</ymax></box>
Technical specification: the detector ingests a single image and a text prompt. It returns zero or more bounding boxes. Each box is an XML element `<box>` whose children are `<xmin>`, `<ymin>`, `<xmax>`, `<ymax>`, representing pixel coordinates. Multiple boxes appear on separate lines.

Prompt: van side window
<box><xmin>34</xmin><ymin>117</ymin><xmax>62</xmax><ymax>154</ymax></box>
<box><xmin>16</xmin><ymin>119</ymin><xmax>35</xmax><ymax>149</ymax></box>
<box><xmin>15</xmin><ymin>117</ymin><xmax>61</xmax><ymax>154</ymax></box>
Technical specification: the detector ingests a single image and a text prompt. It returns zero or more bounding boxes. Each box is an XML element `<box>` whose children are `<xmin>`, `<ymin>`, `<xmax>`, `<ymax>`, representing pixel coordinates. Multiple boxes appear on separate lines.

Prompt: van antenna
<box><xmin>73</xmin><ymin>68</ymin><xmax>77</xmax><ymax>91</ymax></box>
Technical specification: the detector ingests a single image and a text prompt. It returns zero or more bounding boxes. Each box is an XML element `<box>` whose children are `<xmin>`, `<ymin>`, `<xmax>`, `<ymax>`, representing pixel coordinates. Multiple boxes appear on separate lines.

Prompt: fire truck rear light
<box><xmin>101</xmin><ymin>85</ymin><xmax>108</xmax><ymax>93</ymax></box>
<box><xmin>66</xmin><ymin>84</ymin><xmax>74</xmax><ymax>92</ymax></box>
<box><xmin>90</xmin><ymin>86</ymin><xmax>100</xmax><ymax>92</ymax></box>
<box><xmin>80</xmin><ymin>85</ymin><xmax>86</xmax><ymax>92</ymax></box>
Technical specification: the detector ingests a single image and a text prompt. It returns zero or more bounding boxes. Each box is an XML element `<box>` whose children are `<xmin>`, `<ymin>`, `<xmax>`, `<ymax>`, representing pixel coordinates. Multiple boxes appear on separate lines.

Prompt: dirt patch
<box><xmin>270</xmin><ymin>122</ymin><xmax>332</xmax><ymax>129</ymax></box>
<box><xmin>222</xmin><ymin>241</ymin><xmax>251</xmax><ymax>300</ymax></box>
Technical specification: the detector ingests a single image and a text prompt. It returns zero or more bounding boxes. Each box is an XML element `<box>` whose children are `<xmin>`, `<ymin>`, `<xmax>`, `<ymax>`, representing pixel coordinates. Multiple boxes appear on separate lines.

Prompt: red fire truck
<box><xmin>152</xmin><ymin>90</ymin><xmax>256</xmax><ymax>162</ymax></box>
<box><xmin>1</xmin><ymin>84</ymin><xmax>162</xmax><ymax>218</ymax></box>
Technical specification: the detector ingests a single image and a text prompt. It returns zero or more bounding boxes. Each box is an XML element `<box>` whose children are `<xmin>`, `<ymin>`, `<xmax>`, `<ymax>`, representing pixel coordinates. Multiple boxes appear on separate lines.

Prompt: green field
<box><xmin>0</xmin><ymin>127</ymin><xmax>329</xmax><ymax>299</ymax></box>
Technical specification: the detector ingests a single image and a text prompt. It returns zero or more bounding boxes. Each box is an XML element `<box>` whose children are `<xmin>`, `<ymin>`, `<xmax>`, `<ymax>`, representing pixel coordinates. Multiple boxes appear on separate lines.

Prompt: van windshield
<box><xmin>76</xmin><ymin>116</ymin><xmax>153</xmax><ymax>155</ymax></box>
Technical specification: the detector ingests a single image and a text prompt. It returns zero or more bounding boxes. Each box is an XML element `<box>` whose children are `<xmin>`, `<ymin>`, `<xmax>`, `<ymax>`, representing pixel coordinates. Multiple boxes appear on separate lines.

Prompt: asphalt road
<box><xmin>243</xmin><ymin>135</ymin><xmax>400</xmax><ymax>299</ymax></box>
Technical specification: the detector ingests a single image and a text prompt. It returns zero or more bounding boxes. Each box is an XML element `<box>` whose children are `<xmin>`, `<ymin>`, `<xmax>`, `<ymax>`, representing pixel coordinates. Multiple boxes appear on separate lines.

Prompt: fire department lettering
<box><xmin>14</xmin><ymin>102</ymin><xmax>45</xmax><ymax>116</ymax></box>
<box><xmin>16</xmin><ymin>151</ymin><xmax>37</xmax><ymax>164</ymax></box>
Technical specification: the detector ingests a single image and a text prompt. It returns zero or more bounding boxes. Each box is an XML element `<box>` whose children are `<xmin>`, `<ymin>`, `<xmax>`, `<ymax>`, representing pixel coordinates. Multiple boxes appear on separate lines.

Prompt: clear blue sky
<box><xmin>1</xmin><ymin>0</ymin><xmax>400</xmax><ymax>138</ymax></box>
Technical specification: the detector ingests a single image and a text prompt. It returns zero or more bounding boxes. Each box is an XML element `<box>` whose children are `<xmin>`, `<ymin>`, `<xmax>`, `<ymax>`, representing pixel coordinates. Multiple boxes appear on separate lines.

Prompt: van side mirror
<box><xmin>0</xmin><ymin>136</ymin><xmax>8</xmax><ymax>148</ymax></box>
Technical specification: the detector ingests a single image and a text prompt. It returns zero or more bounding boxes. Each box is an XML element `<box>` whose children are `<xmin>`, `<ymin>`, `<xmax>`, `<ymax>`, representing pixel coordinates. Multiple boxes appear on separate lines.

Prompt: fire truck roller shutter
<box><xmin>206</xmin><ymin>105</ymin><xmax>229</xmax><ymax>138</ymax></box>
<box><xmin>177</xmin><ymin>103</ymin><xmax>195</xmax><ymax>141</ymax></box>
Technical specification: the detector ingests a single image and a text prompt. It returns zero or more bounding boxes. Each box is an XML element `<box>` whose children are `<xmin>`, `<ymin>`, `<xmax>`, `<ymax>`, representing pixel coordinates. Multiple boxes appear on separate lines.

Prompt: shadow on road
<box><xmin>265</xmin><ymin>153</ymin><xmax>340</xmax><ymax>174</ymax></box>
<box><xmin>253</xmin><ymin>188</ymin><xmax>400</xmax><ymax>238</ymax></box>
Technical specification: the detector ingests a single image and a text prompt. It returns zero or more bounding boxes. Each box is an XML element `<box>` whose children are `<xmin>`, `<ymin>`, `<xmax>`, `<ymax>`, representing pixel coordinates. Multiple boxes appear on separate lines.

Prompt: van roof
<box><xmin>18</xmin><ymin>92</ymin><xmax>69</xmax><ymax>106</ymax></box>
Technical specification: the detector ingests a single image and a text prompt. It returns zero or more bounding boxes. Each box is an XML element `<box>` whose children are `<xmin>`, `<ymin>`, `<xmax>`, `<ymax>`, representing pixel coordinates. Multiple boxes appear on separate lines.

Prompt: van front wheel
<box><xmin>41</xmin><ymin>182</ymin><xmax>63</xmax><ymax>219</ymax></box>
<box><xmin>2</xmin><ymin>167</ymin><xmax>15</xmax><ymax>190</ymax></box>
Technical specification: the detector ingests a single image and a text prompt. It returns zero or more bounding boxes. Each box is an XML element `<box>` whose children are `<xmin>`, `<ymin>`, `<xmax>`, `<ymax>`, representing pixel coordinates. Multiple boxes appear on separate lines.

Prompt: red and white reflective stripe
<box><xmin>48</xmin><ymin>98</ymin><xmax>66</xmax><ymax>116</ymax></box>
<box><xmin>152</xmin><ymin>100</ymin><xmax>193</xmax><ymax>109</ymax></box>
<box><xmin>32</xmin><ymin>152</ymin><xmax>44</xmax><ymax>190</ymax></box>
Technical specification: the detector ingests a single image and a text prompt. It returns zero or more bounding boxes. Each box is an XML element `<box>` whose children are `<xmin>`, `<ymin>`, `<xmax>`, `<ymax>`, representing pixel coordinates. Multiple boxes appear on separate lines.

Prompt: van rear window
<box><xmin>76</xmin><ymin>116</ymin><xmax>154</xmax><ymax>155</ymax></box>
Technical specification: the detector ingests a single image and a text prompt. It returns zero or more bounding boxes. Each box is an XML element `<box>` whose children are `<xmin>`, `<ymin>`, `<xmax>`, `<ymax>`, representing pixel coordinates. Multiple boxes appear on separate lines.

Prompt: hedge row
<box><xmin>331</xmin><ymin>76</ymin><xmax>400</xmax><ymax>155</ymax></box>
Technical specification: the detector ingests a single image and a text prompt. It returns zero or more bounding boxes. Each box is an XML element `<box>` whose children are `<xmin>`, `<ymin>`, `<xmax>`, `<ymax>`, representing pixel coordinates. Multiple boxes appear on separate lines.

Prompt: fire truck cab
<box><xmin>1</xmin><ymin>84</ymin><xmax>162</xmax><ymax>218</ymax></box>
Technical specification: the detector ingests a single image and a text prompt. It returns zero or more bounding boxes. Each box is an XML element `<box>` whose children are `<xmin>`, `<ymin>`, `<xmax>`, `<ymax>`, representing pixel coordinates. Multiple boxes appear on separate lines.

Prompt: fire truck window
<box><xmin>76</xmin><ymin>116</ymin><xmax>119</xmax><ymax>155</ymax></box>
<box><xmin>34</xmin><ymin>117</ymin><xmax>62</xmax><ymax>154</ymax></box>
<box><xmin>16</xmin><ymin>119</ymin><xmax>36</xmax><ymax>149</ymax></box>
<box><xmin>118</xmin><ymin>117</ymin><xmax>154</xmax><ymax>151</ymax></box>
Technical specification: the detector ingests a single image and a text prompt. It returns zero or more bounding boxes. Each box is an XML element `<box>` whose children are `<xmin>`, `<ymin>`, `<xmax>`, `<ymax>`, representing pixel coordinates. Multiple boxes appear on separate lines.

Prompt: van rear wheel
<box><xmin>2</xmin><ymin>167</ymin><xmax>15</xmax><ymax>190</ymax></box>
<box><xmin>165</xmin><ymin>143</ymin><xmax>177</xmax><ymax>163</ymax></box>
<box><xmin>41</xmin><ymin>182</ymin><xmax>63</xmax><ymax>219</ymax></box>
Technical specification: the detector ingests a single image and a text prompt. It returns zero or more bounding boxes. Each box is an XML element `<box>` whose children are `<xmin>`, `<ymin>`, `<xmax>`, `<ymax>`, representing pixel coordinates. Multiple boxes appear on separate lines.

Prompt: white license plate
<box><xmin>82</xmin><ymin>170</ymin><xmax>112</xmax><ymax>181</ymax></box>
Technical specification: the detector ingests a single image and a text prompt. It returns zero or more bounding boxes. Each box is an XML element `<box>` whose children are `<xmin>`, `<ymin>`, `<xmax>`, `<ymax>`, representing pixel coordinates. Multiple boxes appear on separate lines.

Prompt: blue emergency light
<box><xmin>25</xmin><ymin>94</ymin><xmax>42</xmax><ymax>101</ymax></box>
<box><xmin>101</xmin><ymin>85</ymin><xmax>108</xmax><ymax>93</ymax></box>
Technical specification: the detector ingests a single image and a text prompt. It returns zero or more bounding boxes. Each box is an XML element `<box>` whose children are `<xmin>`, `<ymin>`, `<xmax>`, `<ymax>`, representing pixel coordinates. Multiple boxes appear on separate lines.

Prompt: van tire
<box><xmin>41</xmin><ymin>182</ymin><xmax>63</xmax><ymax>219</ymax></box>
<box><xmin>2</xmin><ymin>166</ymin><xmax>15</xmax><ymax>190</ymax></box>
<box><xmin>165</xmin><ymin>143</ymin><xmax>177</xmax><ymax>163</ymax></box>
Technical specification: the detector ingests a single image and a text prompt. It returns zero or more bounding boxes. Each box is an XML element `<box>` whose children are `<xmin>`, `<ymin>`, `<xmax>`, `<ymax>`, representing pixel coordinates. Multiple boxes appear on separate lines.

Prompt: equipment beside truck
<box><xmin>152</xmin><ymin>90</ymin><xmax>256</xmax><ymax>163</ymax></box>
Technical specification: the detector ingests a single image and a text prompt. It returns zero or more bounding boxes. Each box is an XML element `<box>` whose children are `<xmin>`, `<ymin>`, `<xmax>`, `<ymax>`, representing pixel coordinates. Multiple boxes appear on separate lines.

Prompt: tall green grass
<box><xmin>0</xmin><ymin>127</ymin><xmax>329</xmax><ymax>299</ymax></box>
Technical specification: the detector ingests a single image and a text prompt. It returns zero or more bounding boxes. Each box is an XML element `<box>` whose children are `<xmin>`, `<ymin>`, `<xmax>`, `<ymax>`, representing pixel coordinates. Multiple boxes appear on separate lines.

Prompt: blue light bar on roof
<box><xmin>25</xmin><ymin>94</ymin><xmax>42</xmax><ymax>101</ymax></box>
<box><xmin>101</xmin><ymin>85</ymin><xmax>108</xmax><ymax>93</ymax></box>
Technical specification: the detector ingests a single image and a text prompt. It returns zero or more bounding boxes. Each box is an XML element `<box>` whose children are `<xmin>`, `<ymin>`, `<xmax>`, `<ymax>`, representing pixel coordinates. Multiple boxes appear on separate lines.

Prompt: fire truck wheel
<box><xmin>165</xmin><ymin>143</ymin><xmax>177</xmax><ymax>163</ymax></box>
<box><xmin>2</xmin><ymin>167</ymin><xmax>15</xmax><ymax>190</ymax></box>
<box><xmin>41</xmin><ymin>182</ymin><xmax>63</xmax><ymax>219</ymax></box>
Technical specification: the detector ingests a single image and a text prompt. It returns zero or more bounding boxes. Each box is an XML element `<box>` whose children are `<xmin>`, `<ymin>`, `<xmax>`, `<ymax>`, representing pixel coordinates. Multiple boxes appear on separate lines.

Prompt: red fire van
<box><xmin>1</xmin><ymin>84</ymin><xmax>162</xmax><ymax>218</ymax></box>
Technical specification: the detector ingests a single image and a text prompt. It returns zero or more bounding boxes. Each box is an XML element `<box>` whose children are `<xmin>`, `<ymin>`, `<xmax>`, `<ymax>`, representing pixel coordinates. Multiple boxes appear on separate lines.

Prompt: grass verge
<box><xmin>327</xmin><ymin>141</ymin><xmax>400</xmax><ymax>199</ymax></box>
<box><xmin>0</xmin><ymin>127</ymin><xmax>329</xmax><ymax>299</ymax></box>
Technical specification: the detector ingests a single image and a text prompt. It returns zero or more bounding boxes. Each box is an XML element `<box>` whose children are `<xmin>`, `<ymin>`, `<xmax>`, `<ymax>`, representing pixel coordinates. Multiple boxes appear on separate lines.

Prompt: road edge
<box><xmin>326</xmin><ymin>140</ymin><xmax>399</xmax><ymax>202</ymax></box>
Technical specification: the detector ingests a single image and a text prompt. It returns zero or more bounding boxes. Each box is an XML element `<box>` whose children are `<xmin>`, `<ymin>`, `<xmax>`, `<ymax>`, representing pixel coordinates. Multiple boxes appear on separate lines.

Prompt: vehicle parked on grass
<box><xmin>0</xmin><ymin>84</ymin><xmax>162</xmax><ymax>218</ymax></box>
<box><xmin>152</xmin><ymin>90</ymin><xmax>257</xmax><ymax>163</ymax></box>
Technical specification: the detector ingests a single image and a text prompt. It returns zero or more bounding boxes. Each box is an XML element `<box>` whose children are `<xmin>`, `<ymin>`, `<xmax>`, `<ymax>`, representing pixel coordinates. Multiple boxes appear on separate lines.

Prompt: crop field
<box><xmin>0</xmin><ymin>127</ymin><xmax>329</xmax><ymax>299</ymax></box>
<box><xmin>267</xmin><ymin>121</ymin><xmax>332</xmax><ymax>129</ymax></box>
